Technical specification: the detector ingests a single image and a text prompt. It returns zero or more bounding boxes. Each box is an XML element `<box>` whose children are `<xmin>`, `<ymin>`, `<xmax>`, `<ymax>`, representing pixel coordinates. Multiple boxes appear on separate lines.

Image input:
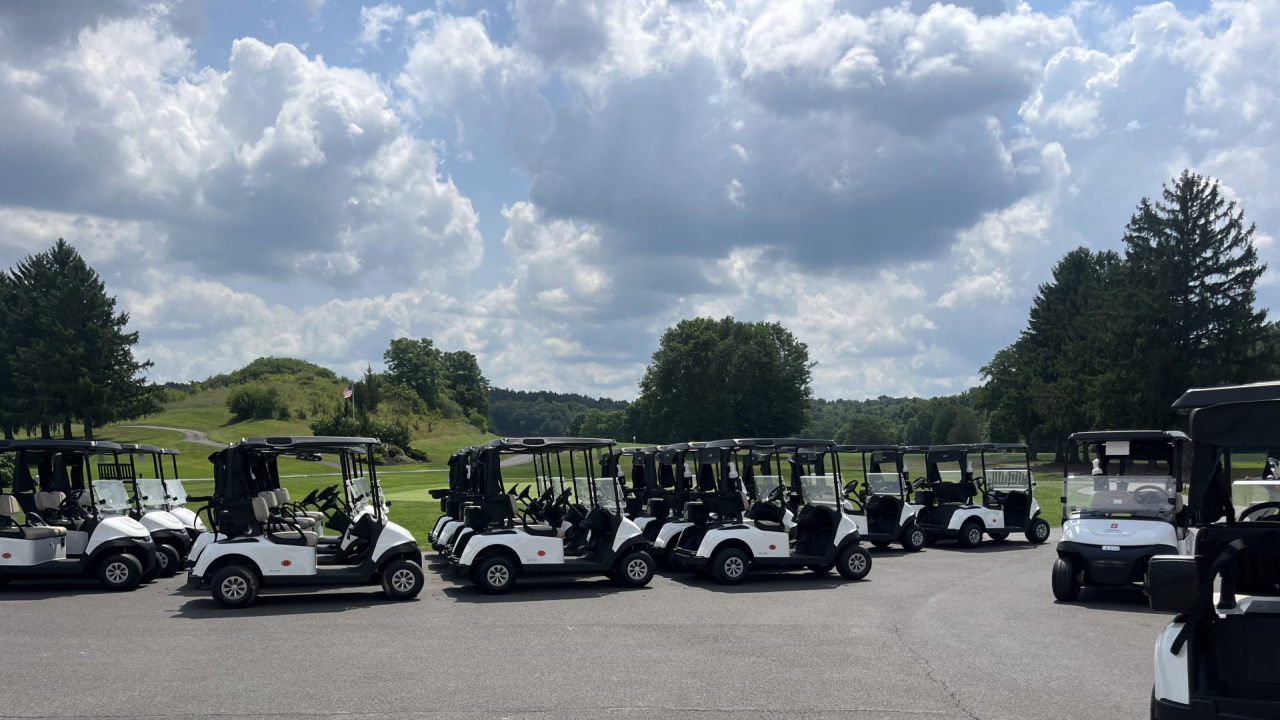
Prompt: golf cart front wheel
<box><xmin>901</xmin><ymin>525</ymin><xmax>926</xmax><ymax>552</ymax></box>
<box><xmin>156</xmin><ymin>543</ymin><xmax>182</xmax><ymax>578</ymax></box>
<box><xmin>1051</xmin><ymin>557</ymin><xmax>1081</xmax><ymax>602</ymax></box>
<box><xmin>1027</xmin><ymin>518</ymin><xmax>1051</xmax><ymax>544</ymax></box>
<box><xmin>837</xmin><ymin>545</ymin><xmax>872</xmax><ymax>580</ymax></box>
<box><xmin>614</xmin><ymin>550</ymin><xmax>655</xmax><ymax>588</ymax></box>
<box><xmin>96</xmin><ymin>553</ymin><xmax>143</xmax><ymax>591</ymax></box>
<box><xmin>957</xmin><ymin>520</ymin><xmax>983</xmax><ymax>549</ymax></box>
<box><xmin>475</xmin><ymin>555</ymin><xmax>518</xmax><ymax>595</ymax></box>
<box><xmin>211</xmin><ymin>565</ymin><xmax>259</xmax><ymax>608</ymax></box>
<box><xmin>711</xmin><ymin>548</ymin><xmax>750</xmax><ymax>585</ymax></box>
<box><xmin>381</xmin><ymin>559</ymin><xmax>424</xmax><ymax>600</ymax></box>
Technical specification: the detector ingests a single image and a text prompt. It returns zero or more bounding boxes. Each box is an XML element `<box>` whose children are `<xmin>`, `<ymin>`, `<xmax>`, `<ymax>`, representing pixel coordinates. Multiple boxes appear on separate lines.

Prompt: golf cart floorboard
<box><xmin>755</xmin><ymin>554</ymin><xmax>832</xmax><ymax>568</ymax></box>
<box><xmin>523</xmin><ymin>558</ymin><xmax>614</xmax><ymax>574</ymax></box>
<box><xmin>263</xmin><ymin>565</ymin><xmax>375</xmax><ymax>586</ymax></box>
<box><xmin>0</xmin><ymin>557</ymin><xmax>87</xmax><ymax>577</ymax></box>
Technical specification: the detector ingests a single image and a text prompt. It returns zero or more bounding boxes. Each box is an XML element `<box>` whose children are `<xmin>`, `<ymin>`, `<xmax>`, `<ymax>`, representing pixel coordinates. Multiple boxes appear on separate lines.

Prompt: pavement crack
<box><xmin>890</xmin><ymin>623</ymin><xmax>983</xmax><ymax>720</ymax></box>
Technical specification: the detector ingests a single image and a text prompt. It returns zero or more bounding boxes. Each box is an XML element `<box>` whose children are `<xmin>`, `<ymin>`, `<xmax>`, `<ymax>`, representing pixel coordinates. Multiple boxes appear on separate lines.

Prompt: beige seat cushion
<box><xmin>251</xmin><ymin>497</ymin><xmax>270</xmax><ymax>523</ymax></box>
<box><xmin>22</xmin><ymin>525</ymin><xmax>66</xmax><ymax>540</ymax></box>
<box><xmin>0</xmin><ymin>495</ymin><xmax>20</xmax><ymax>517</ymax></box>
<box><xmin>269</xmin><ymin>530</ymin><xmax>318</xmax><ymax>547</ymax></box>
<box><xmin>34</xmin><ymin>491</ymin><xmax>66</xmax><ymax>512</ymax></box>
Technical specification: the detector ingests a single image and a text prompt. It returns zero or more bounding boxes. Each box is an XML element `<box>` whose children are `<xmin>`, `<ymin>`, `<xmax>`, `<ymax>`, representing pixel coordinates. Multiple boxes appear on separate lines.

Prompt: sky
<box><xmin>0</xmin><ymin>0</ymin><xmax>1275</xmax><ymax>401</ymax></box>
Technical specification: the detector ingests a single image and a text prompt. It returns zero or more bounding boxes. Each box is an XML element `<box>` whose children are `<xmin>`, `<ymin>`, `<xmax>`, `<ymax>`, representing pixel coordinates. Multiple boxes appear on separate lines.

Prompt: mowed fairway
<box><xmin>0</xmin><ymin>528</ymin><xmax>1169</xmax><ymax>720</ymax></box>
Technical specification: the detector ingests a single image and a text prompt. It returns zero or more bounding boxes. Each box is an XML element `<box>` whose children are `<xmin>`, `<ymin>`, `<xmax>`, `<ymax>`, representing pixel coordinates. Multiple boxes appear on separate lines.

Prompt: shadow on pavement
<box><xmin>0</xmin><ymin>577</ymin><xmax>114</xmax><ymax>599</ymax></box>
<box><xmin>439</xmin><ymin>575</ymin><xmax>645</xmax><ymax>603</ymax></box>
<box><xmin>171</xmin><ymin>588</ymin><xmax>407</xmax><ymax>618</ymax></box>
<box><xmin>1055</xmin><ymin>585</ymin><xmax>1166</xmax><ymax>615</ymax></box>
<box><xmin>924</xmin><ymin>540</ymin><xmax>1046</xmax><ymax>554</ymax></box>
<box><xmin>664</xmin><ymin>569</ymin><xmax>854</xmax><ymax>594</ymax></box>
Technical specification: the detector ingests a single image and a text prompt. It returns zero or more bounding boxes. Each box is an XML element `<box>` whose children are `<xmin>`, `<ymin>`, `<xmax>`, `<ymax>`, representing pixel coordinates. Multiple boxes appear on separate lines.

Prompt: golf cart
<box><xmin>434</xmin><ymin>441</ymin><xmax>537</xmax><ymax>559</ymax></box>
<box><xmin>149</xmin><ymin>447</ymin><xmax>207</xmax><ymax>542</ymax></box>
<box><xmin>840</xmin><ymin>445</ymin><xmax>926</xmax><ymax>551</ymax></box>
<box><xmin>645</xmin><ymin>443</ymin><xmax>703</xmax><ymax>563</ymax></box>
<box><xmin>1052</xmin><ymin>430</ymin><xmax>1191</xmax><ymax>602</ymax></box>
<box><xmin>449</xmin><ymin>437</ymin><xmax>655</xmax><ymax>594</ymax></box>
<box><xmin>670</xmin><ymin>439</ymin><xmax>872</xmax><ymax>584</ymax></box>
<box><xmin>0</xmin><ymin>439</ymin><xmax>157</xmax><ymax>590</ymax></box>
<box><xmin>187</xmin><ymin>436</ymin><xmax>423</xmax><ymax>608</ymax></box>
<box><xmin>1148</xmin><ymin>382</ymin><xmax>1280</xmax><ymax>720</ymax></box>
<box><xmin>119</xmin><ymin>443</ymin><xmax>195</xmax><ymax>577</ymax></box>
<box><xmin>428</xmin><ymin>446</ymin><xmax>475</xmax><ymax>549</ymax></box>
<box><xmin>914</xmin><ymin>443</ymin><xmax>1050</xmax><ymax>548</ymax></box>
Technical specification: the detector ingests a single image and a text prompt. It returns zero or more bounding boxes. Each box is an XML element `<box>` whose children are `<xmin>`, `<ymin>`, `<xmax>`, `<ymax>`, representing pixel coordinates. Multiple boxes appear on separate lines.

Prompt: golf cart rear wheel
<box><xmin>837</xmin><ymin>545</ymin><xmax>872</xmax><ymax>580</ymax></box>
<box><xmin>956</xmin><ymin>520</ymin><xmax>983</xmax><ymax>549</ymax></box>
<box><xmin>614</xmin><ymin>550</ymin><xmax>655</xmax><ymax>588</ymax></box>
<box><xmin>1051</xmin><ymin>557</ymin><xmax>1081</xmax><ymax>602</ymax></box>
<box><xmin>870</xmin><ymin>540</ymin><xmax>890</xmax><ymax>549</ymax></box>
<box><xmin>156</xmin><ymin>543</ymin><xmax>182</xmax><ymax>578</ymax></box>
<box><xmin>808</xmin><ymin>564</ymin><xmax>833</xmax><ymax>575</ymax></box>
<box><xmin>96</xmin><ymin>553</ymin><xmax>143</xmax><ymax>591</ymax></box>
<box><xmin>211</xmin><ymin>565</ymin><xmax>259</xmax><ymax>608</ymax></box>
<box><xmin>901</xmin><ymin>525</ymin><xmax>926</xmax><ymax>552</ymax></box>
<box><xmin>475</xmin><ymin>555</ymin><xmax>517</xmax><ymax>594</ymax></box>
<box><xmin>1027</xmin><ymin>518</ymin><xmax>1051</xmax><ymax>544</ymax></box>
<box><xmin>711</xmin><ymin>547</ymin><xmax>750</xmax><ymax>585</ymax></box>
<box><xmin>381</xmin><ymin>559</ymin><xmax>424</xmax><ymax>600</ymax></box>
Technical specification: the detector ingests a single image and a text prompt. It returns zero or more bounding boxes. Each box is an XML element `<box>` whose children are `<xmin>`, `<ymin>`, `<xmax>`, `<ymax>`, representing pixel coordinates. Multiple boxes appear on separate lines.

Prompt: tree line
<box><xmin>0</xmin><ymin>240</ymin><xmax>158</xmax><ymax>439</ymax></box>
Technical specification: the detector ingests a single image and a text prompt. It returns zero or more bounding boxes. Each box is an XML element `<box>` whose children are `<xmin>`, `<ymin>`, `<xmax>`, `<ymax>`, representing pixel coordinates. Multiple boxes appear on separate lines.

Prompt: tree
<box><xmin>226</xmin><ymin>385</ymin><xmax>285</xmax><ymax>421</ymax></box>
<box><xmin>441</xmin><ymin>350</ymin><xmax>490</xmax><ymax>418</ymax></box>
<box><xmin>1109</xmin><ymin>170</ymin><xmax>1272</xmax><ymax>426</ymax></box>
<box><xmin>946</xmin><ymin>407</ymin><xmax>984</xmax><ymax>444</ymax></box>
<box><xmin>930</xmin><ymin>405</ymin><xmax>958</xmax><ymax>445</ymax></box>
<box><xmin>384</xmin><ymin>338</ymin><xmax>445</xmax><ymax>409</ymax></box>
<box><xmin>577</xmin><ymin>408</ymin><xmax>629</xmax><ymax>439</ymax></box>
<box><xmin>837</xmin><ymin>413</ymin><xmax>897</xmax><ymax>445</ymax></box>
<box><xmin>6</xmin><ymin>240</ymin><xmax>158</xmax><ymax>438</ymax></box>
<box><xmin>0</xmin><ymin>271</ymin><xmax>18</xmax><ymax>438</ymax></box>
<box><xmin>637</xmin><ymin>317</ymin><xmax>813</xmax><ymax>442</ymax></box>
<box><xmin>354</xmin><ymin>364</ymin><xmax>382</xmax><ymax>416</ymax></box>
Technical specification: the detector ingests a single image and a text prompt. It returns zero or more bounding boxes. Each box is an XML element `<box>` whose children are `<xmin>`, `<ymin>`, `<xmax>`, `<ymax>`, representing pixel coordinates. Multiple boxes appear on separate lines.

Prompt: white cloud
<box><xmin>936</xmin><ymin>270</ymin><xmax>1017</xmax><ymax>308</ymax></box>
<box><xmin>357</xmin><ymin>4</ymin><xmax>403</xmax><ymax>48</ymax></box>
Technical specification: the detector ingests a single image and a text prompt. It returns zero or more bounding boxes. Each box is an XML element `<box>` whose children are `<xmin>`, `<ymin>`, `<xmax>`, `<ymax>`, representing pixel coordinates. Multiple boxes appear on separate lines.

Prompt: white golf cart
<box><xmin>428</xmin><ymin>446</ymin><xmax>475</xmax><ymax>551</ymax></box>
<box><xmin>670</xmin><ymin>439</ymin><xmax>872</xmax><ymax>584</ymax></box>
<box><xmin>187</xmin><ymin>436</ymin><xmax>423</xmax><ymax>608</ymax></box>
<box><xmin>1052</xmin><ymin>430</ymin><xmax>1192</xmax><ymax>602</ymax></box>
<box><xmin>148</xmin><ymin>447</ymin><xmax>207</xmax><ymax>543</ymax></box>
<box><xmin>448</xmin><ymin>438</ymin><xmax>655</xmax><ymax>594</ymax></box>
<box><xmin>914</xmin><ymin>443</ymin><xmax>1050</xmax><ymax>548</ymax></box>
<box><xmin>0</xmin><ymin>439</ymin><xmax>157</xmax><ymax>590</ymax></box>
<box><xmin>1147</xmin><ymin>382</ymin><xmax>1280</xmax><ymax>720</ymax></box>
<box><xmin>118</xmin><ymin>443</ymin><xmax>195</xmax><ymax>577</ymax></box>
<box><xmin>839</xmin><ymin>445</ymin><xmax>925</xmax><ymax>552</ymax></box>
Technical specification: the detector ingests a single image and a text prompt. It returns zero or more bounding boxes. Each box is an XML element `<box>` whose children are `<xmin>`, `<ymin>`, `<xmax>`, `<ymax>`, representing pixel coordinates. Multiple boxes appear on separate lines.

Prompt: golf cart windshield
<box><xmin>166</xmin><ymin>479</ymin><xmax>189</xmax><ymax>506</ymax></box>
<box><xmin>800</xmin><ymin>475</ymin><xmax>842</xmax><ymax>510</ymax></box>
<box><xmin>537</xmin><ymin>475</ymin><xmax>567</xmax><ymax>497</ymax></box>
<box><xmin>1064</xmin><ymin>475</ymin><xmax>1177</xmax><ymax>518</ymax></box>
<box><xmin>572</xmin><ymin>477</ymin><xmax>618</xmax><ymax>509</ymax></box>
<box><xmin>135</xmin><ymin>478</ymin><xmax>168</xmax><ymax>509</ymax></box>
<box><xmin>864</xmin><ymin>472</ymin><xmax>902</xmax><ymax>495</ymax></box>
<box><xmin>93</xmin><ymin>480</ymin><xmax>132</xmax><ymax>513</ymax></box>
<box><xmin>349</xmin><ymin>476</ymin><xmax>373</xmax><ymax>508</ymax></box>
<box><xmin>1231</xmin><ymin>479</ymin><xmax>1280</xmax><ymax>510</ymax></box>
<box><xmin>753</xmin><ymin>474</ymin><xmax>784</xmax><ymax>500</ymax></box>
<box><xmin>986</xmin><ymin>467</ymin><xmax>1031</xmax><ymax>492</ymax></box>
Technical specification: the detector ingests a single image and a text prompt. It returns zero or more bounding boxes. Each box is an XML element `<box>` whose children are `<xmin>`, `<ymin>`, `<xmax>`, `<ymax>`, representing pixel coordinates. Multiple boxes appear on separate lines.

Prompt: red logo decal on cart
<box><xmin>1</xmin><ymin>553</ymin><xmax>9</xmax><ymax>559</ymax></box>
<box><xmin>281</xmin><ymin>560</ymin><xmax>291</xmax><ymax>567</ymax></box>
<box><xmin>1110</xmin><ymin>523</ymin><xmax>1119</xmax><ymax>529</ymax></box>
<box><xmin>537</xmin><ymin>550</ymin><xmax>546</xmax><ymax>556</ymax></box>
<box><xmin>769</xmin><ymin>545</ymin><xmax>776</xmax><ymax>550</ymax></box>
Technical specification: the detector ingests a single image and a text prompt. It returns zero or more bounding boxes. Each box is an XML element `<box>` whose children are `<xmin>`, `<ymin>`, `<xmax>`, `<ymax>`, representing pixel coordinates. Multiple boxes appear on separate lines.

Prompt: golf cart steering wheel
<box><xmin>300</xmin><ymin>489</ymin><xmax>319</xmax><ymax>507</ymax></box>
<box><xmin>1130</xmin><ymin>485</ymin><xmax>1169</xmax><ymax>506</ymax></box>
<box><xmin>61</xmin><ymin>489</ymin><xmax>85</xmax><ymax>508</ymax></box>
<box><xmin>766</xmin><ymin>484</ymin><xmax>786</xmax><ymax>504</ymax></box>
<box><xmin>1238</xmin><ymin>501</ymin><xmax>1280</xmax><ymax>522</ymax></box>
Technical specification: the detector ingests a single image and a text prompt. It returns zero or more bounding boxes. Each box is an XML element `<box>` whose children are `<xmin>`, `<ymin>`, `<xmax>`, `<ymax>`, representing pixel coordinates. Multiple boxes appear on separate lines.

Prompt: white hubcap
<box><xmin>911</xmin><ymin>531</ymin><xmax>924</xmax><ymax>546</ymax></box>
<box><xmin>486</xmin><ymin>565</ymin><xmax>510</xmax><ymax>587</ymax></box>
<box><xmin>221</xmin><ymin>576</ymin><xmax>247</xmax><ymax>600</ymax></box>
<box><xmin>724</xmin><ymin>556</ymin><xmax>744</xmax><ymax>578</ymax></box>
<box><xmin>105</xmin><ymin>562</ymin><xmax>129</xmax><ymax>584</ymax></box>
<box><xmin>157</xmin><ymin>551</ymin><xmax>169</xmax><ymax>570</ymax></box>
<box><xmin>391</xmin><ymin>569</ymin><xmax>416</xmax><ymax>592</ymax></box>
<box><xmin>969</xmin><ymin>529</ymin><xmax>981</xmax><ymax>544</ymax></box>
<box><xmin>1036</xmin><ymin>523</ymin><xmax>1048</xmax><ymax>539</ymax></box>
<box><xmin>626</xmin><ymin>558</ymin><xmax>648</xmax><ymax>580</ymax></box>
<box><xmin>850</xmin><ymin>554</ymin><xmax>867</xmax><ymax>573</ymax></box>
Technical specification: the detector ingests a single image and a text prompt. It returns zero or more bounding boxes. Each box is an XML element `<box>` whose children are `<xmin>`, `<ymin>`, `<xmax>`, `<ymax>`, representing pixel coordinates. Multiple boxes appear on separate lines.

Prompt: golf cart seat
<box><xmin>749</xmin><ymin>501</ymin><xmax>786</xmax><ymax>532</ymax></box>
<box><xmin>250</xmin><ymin>497</ymin><xmax>318</xmax><ymax>547</ymax></box>
<box><xmin>34</xmin><ymin>491</ymin><xmax>75</xmax><ymax>529</ymax></box>
<box><xmin>935</xmin><ymin>481</ymin><xmax>975</xmax><ymax>504</ymax></box>
<box><xmin>274</xmin><ymin>488</ymin><xmax>326</xmax><ymax>523</ymax></box>
<box><xmin>257</xmin><ymin>491</ymin><xmax>316</xmax><ymax>529</ymax></box>
<box><xmin>647</xmin><ymin>498</ymin><xmax>670</xmax><ymax>521</ymax></box>
<box><xmin>0</xmin><ymin>494</ymin><xmax>67</xmax><ymax>539</ymax></box>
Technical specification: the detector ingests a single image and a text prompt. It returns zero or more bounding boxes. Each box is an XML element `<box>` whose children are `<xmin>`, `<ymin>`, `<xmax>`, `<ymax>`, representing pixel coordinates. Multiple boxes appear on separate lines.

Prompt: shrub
<box><xmin>227</xmin><ymin>385</ymin><xmax>285</xmax><ymax>421</ymax></box>
<box><xmin>468</xmin><ymin>411</ymin><xmax>488</xmax><ymax>433</ymax></box>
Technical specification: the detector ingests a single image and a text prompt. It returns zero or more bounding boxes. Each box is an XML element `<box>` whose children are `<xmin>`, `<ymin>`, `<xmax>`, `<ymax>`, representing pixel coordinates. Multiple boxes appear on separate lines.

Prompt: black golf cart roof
<box><xmin>233</xmin><ymin>436</ymin><xmax>378</xmax><ymax>452</ymax></box>
<box><xmin>1172</xmin><ymin>381</ymin><xmax>1280</xmax><ymax>410</ymax></box>
<box><xmin>704</xmin><ymin>438</ymin><xmax>837</xmax><ymax>449</ymax></box>
<box><xmin>0</xmin><ymin>439</ymin><xmax>123</xmax><ymax>452</ymax></box>
<box><xmin>1067</xmin><ymin>430</ymin><xmax>1189</xmax><ymax>442</ymax></box>
<box><xmin>926</xmin><ymin>443</ymin><xmax>978</xmax><ymax>453</ymax></box>
<box><xmin>835</xmin><ymin>444</ymin><xmax>900</xmax><ymax>452</ymax></box>
<box><xmin>977</xmin><ymin>443</ymin><xmax>1029</xmax><ymax>451</ymax></box>
<box><xmin>901</xmin><ymin>445</ymin><xmax>930</xmax><ymax>452</ymax></box>
<box><xmin>488</xmin><ymin>437</ymin><xmax>615</xmax><ymax>452</ymax></box>
<box><xmin>119</xmin><ymin>443</ymin><xmax>165</xmax><ymax>454</ymax></box>
<box><xmin>1175</xmin><ymin>385</ymin><xmax>1280</xmax><ymax>523</ymax></box>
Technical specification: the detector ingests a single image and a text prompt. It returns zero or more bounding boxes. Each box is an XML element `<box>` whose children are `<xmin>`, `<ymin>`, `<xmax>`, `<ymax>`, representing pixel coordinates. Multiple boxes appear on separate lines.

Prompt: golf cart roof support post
<box><xmin>366</xmin><ymin>442</ymin><xmax>383</xmax><ymax>522</ymax></box>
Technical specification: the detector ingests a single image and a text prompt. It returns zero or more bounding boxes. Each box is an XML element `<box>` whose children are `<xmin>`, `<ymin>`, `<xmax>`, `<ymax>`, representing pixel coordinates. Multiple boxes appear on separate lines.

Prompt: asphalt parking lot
<box><xmin>0</xmin><ymin>529</ymin><xmax>1166</xmax><ymax>720</ymax></box>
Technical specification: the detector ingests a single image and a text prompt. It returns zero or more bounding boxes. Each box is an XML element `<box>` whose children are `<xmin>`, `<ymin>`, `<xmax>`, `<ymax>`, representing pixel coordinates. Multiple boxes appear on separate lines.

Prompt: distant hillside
<box><xmin>488</xmin><ymin>388</ymin><xmax>629</xmax><ymax>437</ymax></box>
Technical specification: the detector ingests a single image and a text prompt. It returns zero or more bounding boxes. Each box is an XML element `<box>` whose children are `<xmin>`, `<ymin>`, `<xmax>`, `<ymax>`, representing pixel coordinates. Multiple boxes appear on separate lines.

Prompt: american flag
<box><xmin>342</xmin><ymin>384</ymin><xmax>354</xmax><ymax>399</ymax></box>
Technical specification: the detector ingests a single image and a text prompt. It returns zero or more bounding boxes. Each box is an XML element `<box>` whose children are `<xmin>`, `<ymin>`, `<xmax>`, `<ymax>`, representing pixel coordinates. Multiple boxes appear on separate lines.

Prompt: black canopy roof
<box><xmin>0</xmin><ymin>439</ymin><xmax>123</xmax><ymax>453</ymax></box>
<box><xmin>834</xmin><ymin>444</ymin><xmax>900</xmax><ymax>452</ymax></box>
<box><xmin>1177</xmin><ymin>384</ymin><xmax>1280</xmax><ymax>524</ymax></box>
<box><xmin>119</xmin><ymin>443</ymin><xmax>165</xmax><ymax>454</ymax></box>
<box><xmin>1173</xmin><ymin>381</ymin><xmax>1280</xmax><ymax>410</ymax></box>
<box><xmin>488</xmin><ymin>437</ymin><xmax>615</xmax><ymax>453</ymax></box>
<box><xmin>1067</xmin><ymin>430</ymin><xmax>1189</xmax><ymax>442</ymax></box>
<box><xmin>704</xmin><ymin>438</ymin><xmax>837</xmax><ymax>449</ymax></box>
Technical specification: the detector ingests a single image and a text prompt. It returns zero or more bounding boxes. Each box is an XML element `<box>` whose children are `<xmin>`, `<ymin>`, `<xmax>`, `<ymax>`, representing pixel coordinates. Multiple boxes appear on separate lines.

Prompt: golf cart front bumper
<box><xmin>1057</xmin><ymin>541</ymin><xmax>1176</xmax><ymax>586</ymax></box>
<box><xmin>1153</xmin><ymin>695</ymin><xmax>1280</xmax><ymax>720</ymax></box>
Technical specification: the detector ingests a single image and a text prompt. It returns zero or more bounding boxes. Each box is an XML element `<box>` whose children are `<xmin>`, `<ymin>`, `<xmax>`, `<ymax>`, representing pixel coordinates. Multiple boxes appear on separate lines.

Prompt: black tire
<box><xmin>474</xmin><ymin>555</ymin><xmax>518</xmax><ymax>594</ymax></box>
<box><xmin>900</xmin><ymin>524</ymin><xmax>926</xmax><ymax>552</ymax></box>
<box><xmin>711</xmin><ymin>547</ymin><xmax>750</xmax><ymax>585</ymax></box>
<box><xmin>1052</xmin><ymin>557</ymin><xmax>1081</xmax><ymax>601</ymax></box>
<box><xmin>988</xmin><ymin>532</ymin><xmax>1009</xmax><ymax>542</ymax></box>
<box><xmin>96</xmin><ymin>553</ymin><xmax>143</xmax><ymax>591</ymax></box>
<box><xmin>211</xmin><ymin>565</ymin><xmax>259</xmax><ymax>608</ymax></box>
<box><xmin>836</xmin><ymin>544</ymin><xmax>872</xmax><ymax>580</ymax></box>
<box><xmin>156</xmin><ymin>543</ymin><xmax>182</xmax><ymax>578</ymax></box>
<box><xmin>381</xmin><ymin>558</ymin><xmax>424</xmax><ymax>600</ymax></box>
<box><xmin>956</xmin><ymin>520</ymin><xmax>983</xmax><ymax>549</ymax></box>
<box><xmin>614</xmin><ymin>550</ymin><xmax>655</xmax><ymax>588</ymax></box>
<box><xmin>808</xmin><ymin>564</ymin><xmax>834</xmax><ymax>575</ymax></box>
<box><xmin>1027</xmin><ymin>517</ymin><xmax>1051</xmax><ymax>544</ymax></box>
<box><xmin>870</xmin><ymin>540</ymin><xmax>890</xmax><ymax>549</ymax></box>
<box><xmin>1150</xmin><ymin>688</ymin><xmax>1157</xmax><ymax>720</ymax></box>
<box><xmin>140</xmin><ymin>553</ymin><xmax>162</xmax><ymax>583</ymax></box>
